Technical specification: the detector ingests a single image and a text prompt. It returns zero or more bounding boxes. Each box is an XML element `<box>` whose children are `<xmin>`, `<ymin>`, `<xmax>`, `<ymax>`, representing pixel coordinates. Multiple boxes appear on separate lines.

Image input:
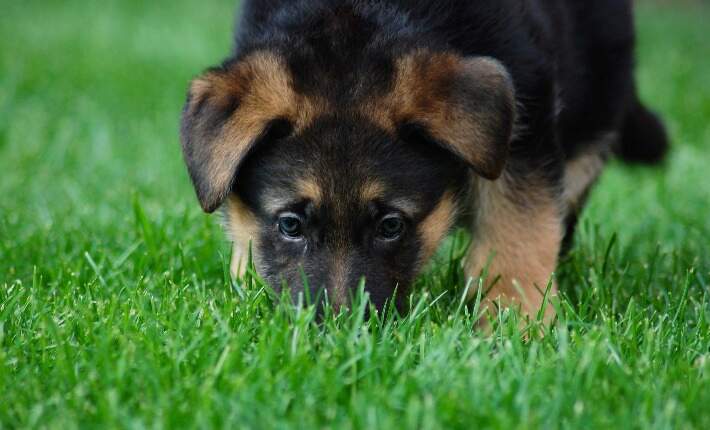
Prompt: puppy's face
<box><xmin>181</xmin><ymin>50</ymin><xmax>515</xmax><ymax>312</ymax></box>
<box><xmin>231</xmin><ymin>116</ymin><xmax>465</xmax><ymax>311</ymax></box>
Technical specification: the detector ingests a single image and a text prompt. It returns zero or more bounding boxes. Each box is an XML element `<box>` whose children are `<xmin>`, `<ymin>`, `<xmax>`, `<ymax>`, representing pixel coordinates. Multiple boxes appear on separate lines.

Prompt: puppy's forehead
<box><xmin>258</xmin><ymin>166</ymin><xmax>423</xmax><ymax>220</ymax></box>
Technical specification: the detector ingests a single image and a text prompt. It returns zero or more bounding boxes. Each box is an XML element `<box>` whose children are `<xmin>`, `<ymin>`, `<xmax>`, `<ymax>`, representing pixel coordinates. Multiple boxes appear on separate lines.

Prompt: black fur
<box><xmin>618</xmin><ymin>95</ymin><xmax>670</xmax><ymax>164</ymax></box>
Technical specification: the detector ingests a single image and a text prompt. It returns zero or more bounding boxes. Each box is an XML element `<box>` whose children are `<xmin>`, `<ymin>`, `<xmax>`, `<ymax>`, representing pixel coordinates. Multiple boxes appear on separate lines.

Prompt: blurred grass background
<box><xmin>1</xmin><ymin>1</ymin><xmax>709</xmax><ymax>428</ymax></box>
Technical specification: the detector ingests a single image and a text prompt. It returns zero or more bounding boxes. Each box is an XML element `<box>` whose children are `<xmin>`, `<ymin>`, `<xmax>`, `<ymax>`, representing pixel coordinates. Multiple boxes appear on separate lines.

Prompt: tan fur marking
<box><xmin>262</xmin><ymin>195</ymin><xmax>295</xmax><ymax>216</ymax></box>
<box><xmin>465</xmin><ymin>175</ymin><xmax>563</xmax><ymax>322</ymax></box>
<box><xmin>224</xmin><ymin>195</ymin><xmax>260</xmax><ymax>278</ymax></box>
<box><xmin>391</xmin><ymin>198</ymin><xmax>419</xmax><ymax>218</ymax></box>
<box><xmin>562</xmin><ymin>141</ymin><xmax>611</xmax><ymax>212</ymax></box>
<box><xmin>417</xmin><ymin>192</ymin><xmax>457</xmax><ymax>268</ymax></box>
<box><xmin>296</xmin><ymin>177</ymin><xmax>323</xmax><ymax>205</ymax></box>
<box><xmin>360</xmin><ymin>180</ymin><xmax>385</xmax><ymax>202</ymax></box>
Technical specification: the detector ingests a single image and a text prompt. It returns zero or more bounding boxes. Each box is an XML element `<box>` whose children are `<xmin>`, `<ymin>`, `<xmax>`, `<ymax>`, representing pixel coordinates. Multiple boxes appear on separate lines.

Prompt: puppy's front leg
<box><xmin>465</xmin><ymin>174</ymin><xmax>563</xmax><ymax>323</ymax></box>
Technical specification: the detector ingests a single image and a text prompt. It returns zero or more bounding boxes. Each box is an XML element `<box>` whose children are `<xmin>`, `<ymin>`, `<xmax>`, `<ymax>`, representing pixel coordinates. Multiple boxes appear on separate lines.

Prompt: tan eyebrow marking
<box><xmin>390</xmin><ymin>197</ymin><xmax>419</xmax><ymax>217</ymax></box>
<box><xmin>296</xmin><ymin>177</ymin><xmax>323</xmax><ymax>205</ymax></box>
<box><xmin>360</xmin><ymin>180</ymin><xmax>386</xmax><ymax>202</ymax></box>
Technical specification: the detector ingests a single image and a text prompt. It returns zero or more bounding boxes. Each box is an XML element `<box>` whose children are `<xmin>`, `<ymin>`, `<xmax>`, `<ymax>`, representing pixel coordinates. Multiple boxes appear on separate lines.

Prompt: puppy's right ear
<box><xmin>180</xmin><ymin>52</ymin><xmax>311</xmax><ymax>213</ymax></box>
<box><xmin>391</xmin><ymin>53</ymin><xmax>516</xmax><ymax>180</ymax></box>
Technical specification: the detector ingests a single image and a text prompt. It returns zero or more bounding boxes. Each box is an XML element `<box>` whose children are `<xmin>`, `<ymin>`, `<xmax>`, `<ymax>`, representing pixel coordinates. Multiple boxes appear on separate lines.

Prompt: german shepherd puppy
<box><xmin>180</xmin><ymin>0</ymin><xmax>668</xmax><ymax>319</ymax></box>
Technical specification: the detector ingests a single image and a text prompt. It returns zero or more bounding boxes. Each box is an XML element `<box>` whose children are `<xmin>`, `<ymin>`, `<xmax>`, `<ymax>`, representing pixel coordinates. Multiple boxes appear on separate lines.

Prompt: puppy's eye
<box><xmin>278</xmin><ymin>214</ymin><xmax>303</xmax><ymax>240</ymax></box>
<box><xmin>377</xmin><ymin>214</ymin><xmax>406</xmax><ymax>241</ymax></box>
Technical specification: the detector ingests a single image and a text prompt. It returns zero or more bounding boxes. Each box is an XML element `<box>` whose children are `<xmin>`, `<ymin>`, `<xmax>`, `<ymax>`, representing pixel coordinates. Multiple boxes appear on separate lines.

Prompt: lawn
<box><xmin>1</xmin><ymin>1</ymin><xmax>709</xmax><ymax>428</ymax></box>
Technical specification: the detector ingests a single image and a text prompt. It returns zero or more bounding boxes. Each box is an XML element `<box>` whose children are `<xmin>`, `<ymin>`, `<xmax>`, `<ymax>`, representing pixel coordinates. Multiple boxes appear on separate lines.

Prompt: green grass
<box><xmin>1</xmin><ymin>1</ymin><xmax>709</xmax><ymax>428</ymax></box>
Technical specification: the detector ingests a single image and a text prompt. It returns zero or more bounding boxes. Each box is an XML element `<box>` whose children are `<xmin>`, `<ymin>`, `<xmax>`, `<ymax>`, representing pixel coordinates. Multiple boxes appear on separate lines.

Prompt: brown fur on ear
<box><xmin>181</xmin><ymin>51</ymin><xmax>325</xmax><ymax>213</ymax></box>
<box><xmin>366</xmin><ymin>51</ymin><xmax>516</xmax><ymax>180</ymax></box>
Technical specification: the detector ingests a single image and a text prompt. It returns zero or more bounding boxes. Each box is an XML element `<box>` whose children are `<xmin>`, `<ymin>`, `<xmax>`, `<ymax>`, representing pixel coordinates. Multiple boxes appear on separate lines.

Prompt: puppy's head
<box><xmin>181</xmin><ymin>50</ymin><xmax>515</xmax><ymax>312</ymax></box>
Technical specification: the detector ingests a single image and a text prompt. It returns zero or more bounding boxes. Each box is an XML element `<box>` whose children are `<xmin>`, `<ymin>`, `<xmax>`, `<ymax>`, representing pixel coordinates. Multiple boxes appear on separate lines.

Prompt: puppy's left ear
<box><xmin>391</xmin><ymin>52</ymin><xmax>516</xmax><ymax>180</ymax></box>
